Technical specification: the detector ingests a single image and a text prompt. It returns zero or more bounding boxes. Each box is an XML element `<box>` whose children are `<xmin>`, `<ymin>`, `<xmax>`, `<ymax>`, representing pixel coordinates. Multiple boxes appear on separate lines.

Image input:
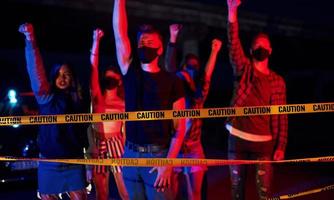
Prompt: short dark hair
<box><xmin>137</xmin><ymin>24</ymin><xmax>163</xmax><ymax>43</ymax></box>
<box><xmin>252</xmin><ymin>32</ymin><xmax>271</xmax><ymax>47</ymax></box>
<box><xmin>185</xmin><ymin>53</ymin><xmax>200</xmax><ymax>63</ymax></box>
<box><xmin>184</xmin><ymin>53</ymin><xmax>201</xmax><ymax>71</ymax></box>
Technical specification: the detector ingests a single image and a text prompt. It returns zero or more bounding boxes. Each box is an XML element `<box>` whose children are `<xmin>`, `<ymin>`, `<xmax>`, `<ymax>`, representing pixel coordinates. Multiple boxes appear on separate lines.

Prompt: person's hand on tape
<box><xmin>149</xmin><ymin>166</ymin><xmax>173</xmax><ymax>192</ymax></box>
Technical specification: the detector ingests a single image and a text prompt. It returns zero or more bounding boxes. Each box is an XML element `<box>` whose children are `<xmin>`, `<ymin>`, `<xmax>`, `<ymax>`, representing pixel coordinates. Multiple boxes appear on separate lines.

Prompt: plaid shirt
<box><xmin>227</xmin><ymin>22</ymin><xmax>288</xmax><ymax>152</ymax></box>
<box><xmin>166</xmin><ymin>43</ymin><xmax>211</xmax><ymax>147</ymax></box>
<box><xmin>182</xmin><ymin>75</ymin><xmax>211</xmax><ymax>146</ymax></box>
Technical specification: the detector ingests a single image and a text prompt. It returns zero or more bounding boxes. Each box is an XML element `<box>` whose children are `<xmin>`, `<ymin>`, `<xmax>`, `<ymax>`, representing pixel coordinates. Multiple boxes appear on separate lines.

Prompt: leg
<box><xmin>93</xmin><ymin>171</ymin><xmax>110</xmax><ymax>200</ymax></box>
<box><xmin>171</xmin><ymin>171</ymin><xmax>181</xmax><ymax>200</ymax></box>
<box><xmin>183</xmin><ymin>140</ymin><xmax>207</xmax><ymax>200</ymax></box>
<box><xmin>40</xmin><ymin>194</ymin><xmax>59</xmax><ymax>200</ymax></box>
<box><xmin>251</xmin><ymin>141</ymin><xmax>274</xmax><ymax>200</ymax></box>
<box><xmin>228</xmin><ymin>151</ymin><xmax>247</xmax><ymax>200</ymax></box>
<box><xmin>255</xmin><ymin>161</ymin><xmax>273</xmax><ymax>200</ymax></box>
<box><xmin>113</xmin><ymin>172</ymin><xmax>130</xmax><ymax>200</ymax></box>
<box><xmin>122</xmin><ymin>148</ymin><xmax>146</xmax><ymax>200</ymax></box>
<box><xmin>123</xmin><ymin>170</ymin><xmax>146</xmax><ymax>200</ymax></box>
<box><xmin>188</xmin><ymin>170</ymin><xmax>205</xmax><ymax>200</ymax></box>
<box><xmin>183</xmin><ymin>171</ymin><xmax>192</xmax><ymax>199</ymax></box>
<box><xmin>228</xmin><ymin>135</ymin><xmax>247</xmax><ymax>200</ymax></box>
<box><xmin>69</xmin><ymin>189</ymin><xmax>88</xmax><ymax>200</ymax></box>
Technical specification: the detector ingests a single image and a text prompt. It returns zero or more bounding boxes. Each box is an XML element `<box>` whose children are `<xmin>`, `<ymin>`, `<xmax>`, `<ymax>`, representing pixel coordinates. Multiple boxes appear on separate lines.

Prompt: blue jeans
<box><xmin>123</xmin><ymin>146</ymin><xmax>174</xmax><ymax>200</ymax></box>
<box><xmin>228</xmin><ymin>135</ymin><xmax>274</xmax><ymax>200</ymax></box>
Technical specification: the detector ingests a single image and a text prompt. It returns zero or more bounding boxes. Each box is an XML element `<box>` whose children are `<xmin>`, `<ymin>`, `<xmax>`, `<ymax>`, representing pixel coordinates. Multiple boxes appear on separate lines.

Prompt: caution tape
<box><xmin>267</xmin><ymin>184</ymin><xmax>334</xmax><ymax>199</ymax></box>
<box><xmin>0</xmin><ymin>156</ymin><xmax>334</xmax><ymax>167</ymax></box>
<box><xmin>1</xmin><ymin>157</ymin><xmax>333</xmax><ymax>199</ymax></box>
<box><xmin>0</xmin><ymin>102</ymin><xmax>334</xmax><ymax>126</ymax></box>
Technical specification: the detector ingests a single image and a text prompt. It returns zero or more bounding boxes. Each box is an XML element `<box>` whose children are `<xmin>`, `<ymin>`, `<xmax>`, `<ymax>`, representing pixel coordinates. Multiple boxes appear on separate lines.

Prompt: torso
<box><xmin>92</xmin><ymin>96</ymin><xmax>125</xmax><ymax>139</ymax></box>
<box><xmin>122</xmin><ymin>65</ymin><xmax>184</xmax><ymax>145</ymax></box>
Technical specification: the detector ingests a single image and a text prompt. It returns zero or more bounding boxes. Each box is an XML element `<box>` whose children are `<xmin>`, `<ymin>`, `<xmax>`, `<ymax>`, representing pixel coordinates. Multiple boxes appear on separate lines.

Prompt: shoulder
<box><xmin>122</xmin><ymin>62</ymin><xmax>140</xmax><ymax>79</ymax></box>
<box><xmin>270</xmin><ymin>70</ymin><xmax>285</xmax><ymax>83</ymax></box>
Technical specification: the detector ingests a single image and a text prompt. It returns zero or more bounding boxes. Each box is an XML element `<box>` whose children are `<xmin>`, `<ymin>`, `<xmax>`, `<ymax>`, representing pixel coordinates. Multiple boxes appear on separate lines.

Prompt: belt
<box><xmin>125</xmin><ymin>141</ymin><xmax>167</xmax><ymax>153</ymax></box>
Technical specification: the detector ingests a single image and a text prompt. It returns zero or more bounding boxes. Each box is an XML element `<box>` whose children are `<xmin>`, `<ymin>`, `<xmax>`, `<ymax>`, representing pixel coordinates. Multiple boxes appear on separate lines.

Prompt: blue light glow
<box><xmin>8</xmin><ymin>89</ymin><xmax>18</xmax><ymax>105</ymax></box>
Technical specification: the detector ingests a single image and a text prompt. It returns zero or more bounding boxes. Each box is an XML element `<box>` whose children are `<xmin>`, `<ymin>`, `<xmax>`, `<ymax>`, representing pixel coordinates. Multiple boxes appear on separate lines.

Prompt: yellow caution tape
<box><xmin>0</xmin><ymin>102</ymin><xmax>333</xmax><ymax>126</ymax></box>
<box><xmin>267</xmin><ymin>184</ymin><xmax>334</xmax><ymax>199</ymax></box>
<box><xmin>1</xmin><ymin>157</ymin><xmax>333</xmax><ymax>199</ymax></box>
<box><xmin>0</xmin><ymin>156</ymin><xmax>333</xmax><ymax>167</ymax></box>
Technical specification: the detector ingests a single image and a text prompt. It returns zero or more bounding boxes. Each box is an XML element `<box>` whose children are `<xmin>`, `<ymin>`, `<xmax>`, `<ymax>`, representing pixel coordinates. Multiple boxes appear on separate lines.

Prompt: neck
<box><xmin>141</xmin><ymin>57</ymin><xmax>160</xmax><ymax>72</ymax></box>
<box><xmin>253</xmin><ymin>59</ymin><xmax>270</xmax><ymax>75</ymax></box>
<box><xmin>104</xmin><ymin>89</ymin><xmax>119</xmax><ymax>100</ymax></box>
<box><xmin>56</xmin><ymin>88</ymin><xmax>71</xmax><ymax>94</ymax></box>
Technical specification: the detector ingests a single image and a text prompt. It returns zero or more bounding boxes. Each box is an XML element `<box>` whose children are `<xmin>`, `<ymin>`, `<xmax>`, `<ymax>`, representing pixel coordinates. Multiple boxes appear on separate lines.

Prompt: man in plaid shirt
<box><xmin>226</xmin><ymin>0</ymin><xmax>288</xmax><ymax>199</ymax></box>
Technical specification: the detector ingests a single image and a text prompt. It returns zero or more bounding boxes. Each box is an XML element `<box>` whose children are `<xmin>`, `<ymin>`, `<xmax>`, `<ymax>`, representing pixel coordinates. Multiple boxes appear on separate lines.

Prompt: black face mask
<box><xmin>137</xmin><ymin>47</ymin><xmax>159</xmax><ymax>64</ymax></box>
<box><xmin>252</xmin><ymin>47</ymin><xmax>270</xmax><ymax>61</ymax></box>
<box><xmin>103</xmin><ymin>78</ymin><xmax>119</xmax><ymax>90</ymax></box>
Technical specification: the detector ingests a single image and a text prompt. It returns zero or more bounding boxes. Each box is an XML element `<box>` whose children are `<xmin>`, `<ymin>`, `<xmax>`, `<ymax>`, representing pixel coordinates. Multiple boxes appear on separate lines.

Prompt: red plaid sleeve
<box><xmin>271</xmin><ymin>75</ymin><xmax>288</xmax><ymax>152</ymax></box>
<box><xmin>228</xmin><ymin>22</ymin><xmax>251</xmax><ymax>77</ymax></box>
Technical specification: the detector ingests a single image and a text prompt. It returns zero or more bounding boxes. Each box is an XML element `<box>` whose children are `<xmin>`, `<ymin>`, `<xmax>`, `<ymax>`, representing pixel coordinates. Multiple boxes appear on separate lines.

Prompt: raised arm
<box><xmin>227</xmin><ymin>0</ymin><xmax>250</xmax><ymax>76</ymax></box>
<box><xmin>204</xmin><ymin>39</ymin><xmax>222</xmax><ymax>79</ymax></box>
<box><xmin>113</xmin><ymin>0</ymin><xmax>132</xmax><ymax>75</ymax></box>
<box><xmin>19</xmin><ymin>23</ymin><xmax>52</xmax><ymax>104</ymax></box>
<box><xmin>90</xmin><ymin>29</ymin><xmax>104</xmax><ymax>104</ymax></box>
<box><xmin>165</xmin><ymin>24</ymin><xmax>182</xmax><ymax>73</ymax></box>
<box><xmin>201</xmin><ymin>39</ymin><xmax>223</xmax><ymax>102</ymax></box>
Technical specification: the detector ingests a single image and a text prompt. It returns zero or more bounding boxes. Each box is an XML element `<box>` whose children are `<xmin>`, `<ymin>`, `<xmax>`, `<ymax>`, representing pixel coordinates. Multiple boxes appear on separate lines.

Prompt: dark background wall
<box><xmin>0</xmin><ymin>0</ymin><xmax>333</xmax><ymax>159</ymax></box>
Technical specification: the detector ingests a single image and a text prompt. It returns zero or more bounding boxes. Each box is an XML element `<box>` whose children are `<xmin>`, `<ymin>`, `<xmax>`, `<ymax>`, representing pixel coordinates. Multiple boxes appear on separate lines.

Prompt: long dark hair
<box><xmin>49</xmin><ymin>63</ymin><xmax>83</xmax><ymax>103</ymax></box>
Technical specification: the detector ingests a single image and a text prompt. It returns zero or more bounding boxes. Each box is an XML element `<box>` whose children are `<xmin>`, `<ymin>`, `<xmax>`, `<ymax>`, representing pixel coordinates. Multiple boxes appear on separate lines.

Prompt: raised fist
<box><xmin>169</xmin><ymin>24</ymin><xmax>182</xmax><ymax>43</ymax></box>
<box><xmin>211</xmin><ymin>39</ymin><xmax>223</xmax><ymax>53</ymax></box>
<box><xmin>18</xmin><ymin>23</ymin><xmax>34</xmax><ymax>40</ymax></box>
<box><xmin>169</xmin><ymin>24</ymin><xmax>182</xmax><ymax>37</ymax></box>
<box><xmin>93</xmin><ymin>28</ymin><xmax>104</xmax><ymax>41</ymax></box>
<box><xmin>227</xmin><ymin>0</ymin><xmax>241</xmax><ymax>9</ymax></box>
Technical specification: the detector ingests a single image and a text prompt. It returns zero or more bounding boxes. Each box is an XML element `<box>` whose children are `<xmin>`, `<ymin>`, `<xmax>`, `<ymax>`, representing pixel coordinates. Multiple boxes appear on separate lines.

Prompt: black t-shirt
<box><xmin>123</xmin><ymin>63</ymin><xmax>184</xmax><ymax>146</ymax></box>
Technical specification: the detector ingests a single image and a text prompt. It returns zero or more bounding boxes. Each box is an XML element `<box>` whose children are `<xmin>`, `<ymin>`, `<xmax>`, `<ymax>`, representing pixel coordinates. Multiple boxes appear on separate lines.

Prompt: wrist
<box><xmin>90</xmin><ymin>49</ymin><xmax>98</xmax><ymax>56</ymax></box>
<box><xmin>25</xmin><ymin>33</ymin><xmax>35</xmax><ymax>41</ymax></box>
<box><xmin>211</xmin><ymin>50</ymin><xmax>219</xmax><ymax>55</ymax></box>
<box><xmin>168</xmin><ymin>42</ymin><xmax>176</xmax><ymax>47</ymax></box>
<box><xmin>170</xmin><ymin>35</ymin><xmax>177</xmax><ymax>43</ymax></box>
<box><xmin>228</xmin><ymin>9</ymin><xmax>238</xmax><ymax>23</ymax></box>
<box><xmin>93</xmin><ymin>38</ymin><xmax>101</xmax><ymax>43</ymax></box>
<box><xmin>228</xmin><ymin>6</ymin><xmax>238</xmax><ymax>12</ymax></box>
